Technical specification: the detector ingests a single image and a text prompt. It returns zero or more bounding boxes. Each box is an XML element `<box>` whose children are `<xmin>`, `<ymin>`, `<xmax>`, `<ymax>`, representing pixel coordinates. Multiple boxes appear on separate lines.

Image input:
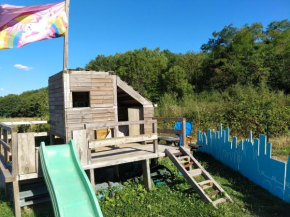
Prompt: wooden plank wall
<box><xmin>69</xmin><ymin>72</ymin><xmax>114</xmax><ymax>107</ymax></box>
<box><xmin>143</xmin><ymin>106</ymin><xmax>154</xmax><ymax>134</ymax></box>
<box><xmin>49</xmin><ymin>72</ymin><xmax>65</xmax><ymax>138</ymax></box>
<box><xmin>17</xmin><ymin>133</ymin><xmax>36</xmax><ymax>175</ymax></box>
<box><xmin>66</xmin><ymin>71</ymin><xmax>116</xmax><ymax>141</ymax></box>
<box><xmin>66</xmin><ymin>108</ymin><xmax>115</xmax><ymax>141</ymax></box>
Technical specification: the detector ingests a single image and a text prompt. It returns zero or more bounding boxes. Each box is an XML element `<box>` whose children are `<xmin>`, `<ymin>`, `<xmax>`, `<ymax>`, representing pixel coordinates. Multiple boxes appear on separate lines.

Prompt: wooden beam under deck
<box><xmin>83</xmin><ymin>143</ymin><xmax>183</xmax><ymax>170</ymax></box>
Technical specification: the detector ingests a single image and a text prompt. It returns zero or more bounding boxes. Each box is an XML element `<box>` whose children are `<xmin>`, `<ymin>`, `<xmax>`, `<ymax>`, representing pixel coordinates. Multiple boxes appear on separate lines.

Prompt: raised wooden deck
<box><xmin>84</xmin><ymin>143</ymin><xmax>184</xmax><ymax>169</ymax></box>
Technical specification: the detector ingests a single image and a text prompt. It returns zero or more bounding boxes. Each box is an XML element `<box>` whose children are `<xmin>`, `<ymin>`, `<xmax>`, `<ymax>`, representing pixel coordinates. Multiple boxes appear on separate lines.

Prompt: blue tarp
<box><xmin>174</xmin><ymin>121</ymin><xmax>193</xmax><ymax>146</ymax></box>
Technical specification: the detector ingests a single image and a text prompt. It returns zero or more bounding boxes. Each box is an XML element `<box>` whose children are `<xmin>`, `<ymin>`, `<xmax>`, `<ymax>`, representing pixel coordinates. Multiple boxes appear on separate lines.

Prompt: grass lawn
<box><xmin>1</xmin><ymin>152</ymin><xmax>290</xmax><ymax>217</ymax></box>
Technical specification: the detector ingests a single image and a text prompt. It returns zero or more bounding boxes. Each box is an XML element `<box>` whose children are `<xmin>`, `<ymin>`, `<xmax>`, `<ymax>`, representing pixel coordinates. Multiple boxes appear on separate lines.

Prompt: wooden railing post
<box><xmin>11</xmin><ymin>129</ymin><xmax>18</xmax><ymax>176</ymax></box>
<box><xmin>3</xmin><ymin>129</ymin><xmax>8</xmax><ymax>162</ymax></box>
<box><xmin>72</xmin><ymin>130</ymin><xmax>88</xmax><ymax>166</ymax></box>
<box><xmin>0</xmin><ymin>127</ymin><xmax>2</xmax><ymax>155</ymax></box>
<box><xmin>182</xmin><ymin>118</ymin><xmax>186</xmax><ymax>147</ymax></box>
<box><xmin>153</xmin><ymin>122</ymin><xmax>158</xmax><ymax>153</ymax></box>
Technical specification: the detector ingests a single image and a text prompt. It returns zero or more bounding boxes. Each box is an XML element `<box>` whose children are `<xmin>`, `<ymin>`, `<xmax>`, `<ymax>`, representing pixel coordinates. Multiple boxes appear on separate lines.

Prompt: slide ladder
<box><xmin>165</xmin><ymin>146</ymin><xmax>232</xmax><ymax>207</ymax></box>
<box><xmin>39</xmin><ymin>140</ymin><xmax>103</xmax><ymax>217</ymax></box>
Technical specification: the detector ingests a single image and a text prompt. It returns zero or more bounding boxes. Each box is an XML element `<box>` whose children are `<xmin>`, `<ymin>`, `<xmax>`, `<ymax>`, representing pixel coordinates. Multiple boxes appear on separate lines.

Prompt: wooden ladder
<box><xmin>165</xmin><ymin>146</ymin><xmax>233</xmax><ymax>208</ymax></box>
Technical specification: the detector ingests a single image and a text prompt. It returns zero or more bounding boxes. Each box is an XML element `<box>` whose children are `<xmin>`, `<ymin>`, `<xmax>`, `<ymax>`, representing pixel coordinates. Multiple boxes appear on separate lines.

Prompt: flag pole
<box><xmin>63</xmin><ymin>0</ymin><xmax>70</xmax><ymax>143</ymax></box>
<box><xmin>63</xmin><ymin>0</ymin><xmax>69</xmax><ymax>71</ymax></box>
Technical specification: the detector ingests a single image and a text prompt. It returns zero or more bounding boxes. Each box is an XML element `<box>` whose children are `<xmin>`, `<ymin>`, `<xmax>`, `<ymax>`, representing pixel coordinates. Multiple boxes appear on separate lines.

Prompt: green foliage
<box><xmin>156</xmin><ymin>85</ymin><xmax>290</xmax><ymax>137</ymax></box>
<box><xmin>0</xmin><ymin>88</ymin><xmax>48</xmax><ymax>119</ymax></box>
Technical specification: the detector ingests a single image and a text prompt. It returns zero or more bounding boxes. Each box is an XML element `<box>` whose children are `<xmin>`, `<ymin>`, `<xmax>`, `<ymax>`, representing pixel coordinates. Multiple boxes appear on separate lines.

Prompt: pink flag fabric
<box><xmin>0</xmin><ymin>2</ymin><xmax>67</xmax><ymax>49</ymax></box>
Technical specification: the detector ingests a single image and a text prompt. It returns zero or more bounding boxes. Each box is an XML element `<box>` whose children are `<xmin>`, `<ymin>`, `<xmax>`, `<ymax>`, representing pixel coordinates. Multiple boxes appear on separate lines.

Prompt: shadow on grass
<box><xmin>194</xmin><ymin>152</ymin><xmax>290</xmax><ymax>217</ymax></box>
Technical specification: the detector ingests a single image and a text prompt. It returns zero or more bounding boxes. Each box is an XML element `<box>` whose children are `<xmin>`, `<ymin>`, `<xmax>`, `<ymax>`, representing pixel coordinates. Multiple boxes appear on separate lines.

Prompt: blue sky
<box><xmin>0</xmin><ymin>0</ymin><xmax>289</xmax><ymax>96</ymax></box>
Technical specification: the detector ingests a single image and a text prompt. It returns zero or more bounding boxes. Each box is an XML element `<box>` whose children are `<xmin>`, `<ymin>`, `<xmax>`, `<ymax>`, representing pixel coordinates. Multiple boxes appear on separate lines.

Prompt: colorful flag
<box><xmin>0</xmin><ymin>2</ymin><xmax>67</xmax><ymax>49</ymax></box>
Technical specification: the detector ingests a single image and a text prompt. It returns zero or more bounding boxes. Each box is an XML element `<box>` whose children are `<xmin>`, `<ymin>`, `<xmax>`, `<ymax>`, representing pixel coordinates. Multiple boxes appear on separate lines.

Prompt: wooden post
<box><xmin>153</xmin><ymin>122</ymin><xmax>158</xmax><ymax>153</ymax></box>
<box><xmin>49</xmin><ymin>133</ymin><xmax>55</xmax><ymax>145</ymax></box>
<box><xmin>182</xmin><ymin>118</ymin><xmax>186</xmax><ymax>147</ymax></box>
<box><xmin>3</xmin><ymin>129</ymin><xmax>8</xmax><ymax>162</ymax></box>
<box><xmin>72</xmin><ymin>130</ymin><xmax>88</xmax><ymax>166</ymax></box>
<box><xmin>89</xmin><ymin>169</ymin><xmax>96</xmax><ymax>192</ymax></box>
<box><xmin>13</xmin><ymin>180</ymin><xmax>21</xmax><ymax>217</ymax></box>
<box><xmin>142</xmin><ymin>159</ymin><xmax>151</xmax><ymax>190</ymax></box>
<box><xmin>63</xmin><ymin>0</ymin><xmax>70</xmax><ymax>143</ymax></box>
<box><xmin>63</xmin><ymin>0</ymin><xmax>70</xmax><ymax>71</ymax></box>
<box><xmin>0</xmin><ymin>127</ymin><xmax>2</xmax><ymax>155</ymax></box>
<box><xmin>12</xmin><ymin>130</ymin><xmax>18</xmax><ymax>177</ymax></box>
<box><xmin>114</xmin><ymin>165</ymin><xmax>120</xmax><ymax>180</ymax></box>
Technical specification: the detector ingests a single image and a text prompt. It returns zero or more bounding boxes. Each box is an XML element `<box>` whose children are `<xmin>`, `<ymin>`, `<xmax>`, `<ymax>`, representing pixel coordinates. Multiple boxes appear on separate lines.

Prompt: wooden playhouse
<box><xmin>0</xmin><ymin>70</ymin><xmax>189</xmax><ymax>217</ymax></box>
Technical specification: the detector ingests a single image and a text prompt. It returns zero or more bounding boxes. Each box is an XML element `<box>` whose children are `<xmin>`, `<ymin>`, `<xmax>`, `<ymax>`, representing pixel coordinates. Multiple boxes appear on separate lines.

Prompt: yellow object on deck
<box><xmin>96</xmin><ymin>128</ymin><xmax>110</xmax><ymax>139</ymax></box>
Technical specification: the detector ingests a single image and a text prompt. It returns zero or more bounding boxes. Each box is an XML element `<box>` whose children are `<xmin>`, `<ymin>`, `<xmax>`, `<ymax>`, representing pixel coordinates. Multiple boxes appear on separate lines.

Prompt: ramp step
<box><xmin>173</xmin><ymin>152</ymin><xmax>183</xmax><ymax>156</ymax></box>
<box><xmin>212</xmin><ymin>198</ymin><xmax>226</xmax><ymax>206</ymax></box>
<box><xmin>207</xmin><ymin>190</ymin><xmax>220</xmax><ymax>198</ymax></box>
<box><xmin>198</xmin><ymin>180</ymin><xmax>213</xmax><ymax>189</ymax></box>
<box><xmin>178</xmin><ymin>156</ymin><xmax>190</xmax><ymax>161</ymax></box>
<box><xmin>189</xmin><ymin>169</ymin><xmax>202</xmax><ymax>177</ymax></box>
<box><xmin>183</xmin><ymin>162</ymin><xmax>193</xmax><ymax>168</ymax></box>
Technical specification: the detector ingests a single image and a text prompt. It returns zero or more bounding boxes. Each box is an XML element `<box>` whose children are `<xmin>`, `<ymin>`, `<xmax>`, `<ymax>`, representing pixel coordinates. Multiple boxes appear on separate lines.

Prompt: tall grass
<box><xmin>156</xmin><ymin>84</ymin><xmax>290</xmax><ymax>138</ymax></box>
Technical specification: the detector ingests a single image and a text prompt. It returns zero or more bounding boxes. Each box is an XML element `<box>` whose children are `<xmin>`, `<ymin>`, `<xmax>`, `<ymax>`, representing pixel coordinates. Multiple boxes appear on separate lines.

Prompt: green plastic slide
<box><xmin>39</xmin><ymin>140</ymin><xmax>103</xmax><ymax>217</ymax></box>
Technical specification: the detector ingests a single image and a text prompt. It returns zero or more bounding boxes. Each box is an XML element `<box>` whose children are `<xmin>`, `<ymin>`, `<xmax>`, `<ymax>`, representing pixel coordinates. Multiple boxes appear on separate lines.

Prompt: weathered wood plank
<box><xmin>128</xmin><ymin>108</ymin><xmax>140</xmax><ymax>136</ymax></box>
<box><xmin>18</xmin><ymin>133</ymin><xmax>36</xmax><ymax>175</ymax></box>
<box><xmin>154</xmin><ymin>117</ymin><xmax>183</xmax><ymax>121</ymax></box>
<box><xmin>158</xmin><ymin>129</ymin><xmax>182</xmax><ymax>134</ymax></box>
<box><xmin>85</xmin><ymin>120</ymin><xmax>157</xmax><ymax>130</ymax></box>
<box><xmin>89</xmin><ymin>133</ymin><xmax>157</xmax><ymax>148</ymax></box>
<box><xmin>142</xmin><ymin>159</ymin><xmax>152</xmax><ymax>190</ymax></box>
<box><xmin>90</xmin><ymin>95</ymin><xmax>114</xmax><ymax>100</ymax></box>
<box><xmin>13</xmin><ymin>180</ymin><xmax>21</xmax><ymax>217</ymax></box>
<box><xmin>12</xmin><ymin>131</ymin><xmax>18</xmax><ymax>177</ymax></box>
<box><xmin>72</xmin><ymin>130</ymin><xmax>88</xmax><ymax>166</ymax></box>
<box><xmin>117</xmin><ymin>77</ymin><xmax>152</xmax><ymax>105</ymax></box>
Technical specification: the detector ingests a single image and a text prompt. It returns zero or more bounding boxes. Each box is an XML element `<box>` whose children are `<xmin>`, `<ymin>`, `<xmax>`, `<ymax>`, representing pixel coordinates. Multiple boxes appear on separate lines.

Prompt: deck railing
<box><xmin>154</xmin><ymin>117</ymin><xmax>187</xmax><ymax>147</ymax></box>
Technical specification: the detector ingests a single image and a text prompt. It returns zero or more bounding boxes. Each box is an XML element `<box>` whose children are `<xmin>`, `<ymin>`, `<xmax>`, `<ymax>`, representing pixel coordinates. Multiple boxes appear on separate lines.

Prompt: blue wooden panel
<box><xmin>197</xmin><ymin>124</ymin><xmax>289</xmax><ymax>202</ymax></box>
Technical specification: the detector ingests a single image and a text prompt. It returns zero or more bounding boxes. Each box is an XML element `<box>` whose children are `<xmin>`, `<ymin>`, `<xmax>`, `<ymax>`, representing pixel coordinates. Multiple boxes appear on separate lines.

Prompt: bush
<box><xmin>155</xmin><ymin>85</ymin><xmax>290</xmax><ymax>137</ymax></box>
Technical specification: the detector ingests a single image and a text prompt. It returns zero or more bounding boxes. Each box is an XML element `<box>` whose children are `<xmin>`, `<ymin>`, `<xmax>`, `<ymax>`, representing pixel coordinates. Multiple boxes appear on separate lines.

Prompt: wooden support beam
<box><xmin>157</xmin><ymin>129</ymin><xmax>182</xmax><ymax>134</ymax></box>
<box><xmin>12</xmin><ymin>131</ymin><xmax>18</xmax><ymax>177</ymax></box>
<box><xmin>182</xmin><ymin>118</ymin><xmax>186</xmax><ymax>147</ymax></box>
<box><xmin>0</xmin><ymin>139</ymin><xmax>10</xmax><ymax>152</ymax></box>
<box><xmin>72</xmin><ymin>130</ymin><xmax>88</xmax><ymax>166</ymax></box>
<box><xmin>116</xmin><ymin>77</ymin><xmax>152</xmax><ymax>106</ymax></box>
<box><xmin>3</xmin><ymin>129</ymin><xmax>9</xmax><ymax>162</ymax></box>
<box><xmin>85</xmin><ymin>120</ymin><xmax>156</xmax><ymax>130</ymax></box>
<box><xmin>114</xmin><ymin>165</ymin><xmax>120</xmax><ymax>180</ymax></box>
<box><xmin>154</xmin><ymin>117</ymin><xmax>183</xmax><ymax>121</ymax></box>
<box><xmin>142</xmin><ymin>159</ymin><xmax>151</xmax><ymax>190</ymax></box>
<box><xmin>13</xmin><ymin>180</ymin><xmax>21</xmax><ymax>217</ymax></box>
<box><xmin>153</xmin><ymin>122</ymin><xmax>158</xmax><ymax>153</ymax></box>
<box><xmin>0</xmin><ymin>127</ymin><xmax>2</xmax><ymax>155</ymax></box>
<box><xmin>90</xmin><ymin>169</ymin><xmax>96</xmax><ymax>192</ymax></box>
<box><xmin>89</xmin><ymin>133</ymin><xmax>157</xmax><ymax>148</ymax></box>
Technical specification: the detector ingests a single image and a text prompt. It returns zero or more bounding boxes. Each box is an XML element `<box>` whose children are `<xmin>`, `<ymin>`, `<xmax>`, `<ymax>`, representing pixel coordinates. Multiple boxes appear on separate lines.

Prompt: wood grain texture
<box><xmin>72</xmin><ymin>130</ymin><xmax>88</xmax><ymax>166</ymax></box>
<box><xmin>142</xmin><ymin>159</ymin><xmax>152</xmax><ymax>190</ymax></box>
<box><xmin>17</xmin><ymin>133</ymin><xmax>36</xmax><ymax>175</ymax></box>
<box><xmin>89</xmin><ymin>133</ymin><xmax>158</xmax><ymax>148</ymax></box>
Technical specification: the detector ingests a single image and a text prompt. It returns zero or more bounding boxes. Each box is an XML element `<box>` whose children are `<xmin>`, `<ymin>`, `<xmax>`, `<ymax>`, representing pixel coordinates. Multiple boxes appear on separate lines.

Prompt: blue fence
<box><xmin>197</xmin><ymin>125</ymin><xmax>290</xmax><ymax>202</ymax></box>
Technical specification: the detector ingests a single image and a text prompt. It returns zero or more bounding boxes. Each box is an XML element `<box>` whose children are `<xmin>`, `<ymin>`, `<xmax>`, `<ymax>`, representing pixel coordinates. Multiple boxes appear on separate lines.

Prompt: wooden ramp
<box><xmin>165</xmin><ymin>146</ymin><xmax>232</xmax><ymax>208</ymax></box>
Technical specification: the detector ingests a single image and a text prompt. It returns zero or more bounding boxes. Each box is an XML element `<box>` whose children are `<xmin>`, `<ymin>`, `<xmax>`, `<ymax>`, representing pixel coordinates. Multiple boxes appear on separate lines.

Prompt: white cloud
<box><xmin>14</xmin><ymin>64</ymin><xmax>33</xmax><ymax>71</ymax></box>
<box><xmin>0</xmin><ymin>88</ymin><xmax>4</xmax><ymax>91</ymax></box>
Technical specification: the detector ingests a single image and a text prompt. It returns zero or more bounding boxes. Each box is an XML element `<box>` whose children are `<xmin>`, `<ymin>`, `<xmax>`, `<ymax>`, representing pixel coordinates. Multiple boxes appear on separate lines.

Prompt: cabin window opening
<box><xmin>72</xmin><ymin>92</ymin><xmax>90</xmax><ymax>108</ymax></box>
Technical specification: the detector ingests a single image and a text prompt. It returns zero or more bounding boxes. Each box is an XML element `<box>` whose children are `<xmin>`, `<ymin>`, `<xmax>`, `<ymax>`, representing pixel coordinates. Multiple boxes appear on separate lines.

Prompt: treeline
<box><xmin>0</xmin><ymin>88</ymin><xmax>48</xmax><ymax>118</ymax></box>
<box><xmin>85</xmin><ymin>20</ymin><xmax>290</xmax><ymax>137</ymax></box>
<box><xmin>86</xmin><ymin>20</ymin><xmax>290</xmax><ymax>102</ymax></box>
